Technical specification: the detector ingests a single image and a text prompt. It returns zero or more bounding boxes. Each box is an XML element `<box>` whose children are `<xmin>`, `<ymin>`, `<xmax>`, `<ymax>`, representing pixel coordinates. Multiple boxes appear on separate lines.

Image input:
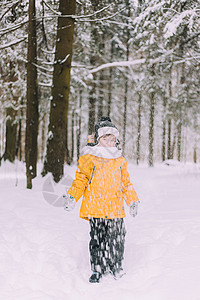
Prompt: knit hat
<box><xmin>94</xmin><ymin>116</ymin><xmax>119</xmax><ymax>144</ymax></box>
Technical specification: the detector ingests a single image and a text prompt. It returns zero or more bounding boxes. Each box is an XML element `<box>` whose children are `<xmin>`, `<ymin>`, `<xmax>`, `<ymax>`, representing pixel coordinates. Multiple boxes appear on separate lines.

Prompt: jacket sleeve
<box><xmin>67</xmin><ymin>155</ymin><xmax>92</xmax><ymax>202</ymax></box>
<box><xmin>121</xmin><ymin>158</ymin><xmax>139</xmax><ymax>206</ymax></box>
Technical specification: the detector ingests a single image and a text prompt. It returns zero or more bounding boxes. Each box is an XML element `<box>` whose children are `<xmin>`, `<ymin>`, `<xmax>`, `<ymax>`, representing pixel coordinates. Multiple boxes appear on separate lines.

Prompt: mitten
<box><xmin>129</xmin><ymin>201</ymin><xmax>139</xmax><ymax>217</ymax></box>
<box><xmin>63</xmin><ymin>194</ymin><xmax>76</xmax><ymax>211</ymax></box>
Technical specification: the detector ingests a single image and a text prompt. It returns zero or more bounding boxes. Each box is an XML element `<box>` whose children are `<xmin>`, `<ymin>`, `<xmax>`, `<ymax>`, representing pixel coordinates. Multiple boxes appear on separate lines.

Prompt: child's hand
<box><xmin>63</xmin><ymin>194</ymin><xmax>76</xmax><ymax>211</ymax></box>
<box><xmin>129</xmin><ymin>201</ymin><xmax>139</xmax><ymax>217</ymax></box>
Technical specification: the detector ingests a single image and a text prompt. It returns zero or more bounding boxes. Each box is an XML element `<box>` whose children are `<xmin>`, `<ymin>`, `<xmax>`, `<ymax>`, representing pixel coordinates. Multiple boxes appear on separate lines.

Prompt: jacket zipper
<box><xmin>120</xmin><ymin>166</ymin><xmax>123</xmax><ymax>189</ymax></box>
<box><xmin>88</xmin><ymin>166</ymin><xmax>96</xmax><ymax>191</ymax></box>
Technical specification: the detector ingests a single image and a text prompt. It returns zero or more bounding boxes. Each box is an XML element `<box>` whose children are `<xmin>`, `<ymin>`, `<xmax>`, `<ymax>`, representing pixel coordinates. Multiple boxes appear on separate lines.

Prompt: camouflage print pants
<box><xmin>89</xmin><ymin>218</ymin><xmax>126</xmax><ymax>274</ymax></box>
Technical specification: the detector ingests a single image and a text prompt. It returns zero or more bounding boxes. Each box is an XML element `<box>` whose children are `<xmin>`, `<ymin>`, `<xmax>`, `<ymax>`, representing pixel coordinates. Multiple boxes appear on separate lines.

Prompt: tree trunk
<box><xmin>0</xmin><ymin>119</ymin><xmax>3</xmax><ymax>162</ymax></box>
<box><xmin>42</xmin><ymin>0</ymin><xmax>76</xmax><ymax>182</ymax></box>
<box><xmin>16</xmin><ymin>114</ymin><xmax>22</xmax><ymax>161</ymax></box>
<box><xmin>122</xmin><ymin>0</ymin><xmax>130</xmax><ymax>156</ymax></box>
<box><xmin>107</xmin><ymin>41</ymin><xmax>114</xmax><ymax>117</ymax></box>
<box><xmin>167</xmin><ymin>119</ymin><xmax>172</xmax><ymax>159</ymax></box>
<box><xmin>167</xmin><ymin>77</ymin><xmax>172</xmax><ymax>160</ymax></box>
<box><xmin>41</xmin><ymin>116</ymin><xmax>46</xmax><ymax>161</ymax></box>
<box><xmin>77</xmin><ymin>89</ymin><xmax>82</xmax><ymax>162</ymax></box>
<box><xmin>71</xmin><ymin>109</ymin><xmax>75</xmax><ymax>162</ymax></box>
<box><xmin>162</xmin><ymin>119</ymin><xmax>166</xmax><ymax>161</ymax></box>
<box><xmin>136</xmin><ymin>93</ymin><xmax>142</xmax><ymax>165</ymax></box>
<box><xmin>177</xmin><ymin>21</ymin><xmax>187</xmax><ymax>162</ymax></box>
<box><xmin>177</xmin><ymin>64</ymin><xmax>185</xmax><ymax>162</ymax></box>
<box><xmin>88</xmin><ymin>23</ymin><xmax>98</xmax><ymax>135</ymax></box>
<box><xmin>171</xmin><ymin>131</ymin><xmax>176</xmax><ymax>159</ymax></box>
<box><xmin>17</xmin><ymin>101</ymin><xmax>24</xmax><ymax>161</ymax></box>
<box><xmin>162</xmin><ymin>98</ymin><xmax>167</xmax><ymax>161</ymax></box>
<box><xmin>177</xmin><ymin>118</ymin><xmax>182</xmax><ymax>161</ymax></box>
<box><xmin>193</xmin><ymin>148</ymin><xmax>197</xmax><ymax>163</ymax></box>
<box><xmin>97</xmin><ymin>71</ymin><xmax>104</xmax><ymax>121</ymax></box>
<box><xmin>97</xmin><ymin>29</ymin><xmax>105</xmax><ymax>120</ymax></box>
<box><xmin>88</xmin><ymin>74</ymin><xmax>96</xmax><ymax>135</ymax></box>
<box><xmin>25</xmin><ymin>0</ymin><xmax>38</xmax><ymax>189</ymax></box>
<box><xmin>3</xmin><ymin>59</ymin><xmax>19</xmax><ymax>163</ymax></box>
<box><xmin>4</xmin><ymin>107</ymin><xmax>17</xmax><ymax>162</ymax></box>
<box><xmin>65</xmin><ymin>119</ymin><xmax>71</xmax><ymax>165</ymax></box>
<box><xmin>88</xmin><ymin>0</ymin><xmax>106</xmax><ymax>133</ymax></box>
<box><xmin>148</xmin><ymin>92</ymin><xmax>155</xmax><ymax>167</ymax></box>
<box><xmin>122</xmin><ymin>78</ymin><xmax>128</xmax><ymax>157</ymax></box>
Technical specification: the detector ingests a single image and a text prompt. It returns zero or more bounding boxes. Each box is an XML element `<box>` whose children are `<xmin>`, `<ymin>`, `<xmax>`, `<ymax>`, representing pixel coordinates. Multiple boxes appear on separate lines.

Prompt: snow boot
<box><xmin>110</xmin><ymin>266</ymin><xmax>126</xmax><ymax>280</ymax></box>
<box><xmin>89</xmin><ymin>271</ymin><xmax>102</xmax><ymax>283</ymax></box>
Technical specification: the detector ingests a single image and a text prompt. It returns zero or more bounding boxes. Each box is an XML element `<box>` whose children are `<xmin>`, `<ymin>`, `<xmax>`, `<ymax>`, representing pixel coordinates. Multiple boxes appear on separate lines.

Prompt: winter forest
<box><xmin>0</xmin><ymin>0</ymin><xmax>199</xmax><ymax>188</ymax></box>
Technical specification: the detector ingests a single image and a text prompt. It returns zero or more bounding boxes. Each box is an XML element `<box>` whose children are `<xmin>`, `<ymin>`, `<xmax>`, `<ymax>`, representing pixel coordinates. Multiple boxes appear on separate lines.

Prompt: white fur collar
<box><xmin>81</xmin><ymin>145</ymin><xmax>122</xmax><ymax>159</ymax></box>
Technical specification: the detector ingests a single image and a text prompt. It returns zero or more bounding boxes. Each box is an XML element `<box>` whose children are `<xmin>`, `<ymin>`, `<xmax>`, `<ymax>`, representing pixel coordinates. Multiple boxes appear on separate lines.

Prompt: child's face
<box><xmin>98</xmin><ymin>134</ymin><xmax>116</xmax><ymax>147</ymax></box>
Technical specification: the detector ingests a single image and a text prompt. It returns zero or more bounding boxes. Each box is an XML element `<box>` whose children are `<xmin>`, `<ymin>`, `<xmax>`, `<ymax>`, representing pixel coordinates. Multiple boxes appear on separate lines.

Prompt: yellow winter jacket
<box><xmin>67</xmin><ymin>148</ymin><xmax>139</xmax><ymax>220</ymax></box>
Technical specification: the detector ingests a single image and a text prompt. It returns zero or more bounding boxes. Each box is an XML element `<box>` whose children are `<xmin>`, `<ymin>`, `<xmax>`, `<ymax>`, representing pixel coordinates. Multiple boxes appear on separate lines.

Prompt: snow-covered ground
<box><xmin>0</xmin><ymin>160</ymin><xmax>200</xmax><ymax>300</ymax></box>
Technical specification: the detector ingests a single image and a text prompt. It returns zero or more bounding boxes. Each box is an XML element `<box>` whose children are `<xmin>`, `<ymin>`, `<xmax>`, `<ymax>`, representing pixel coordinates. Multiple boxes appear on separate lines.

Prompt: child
<box><xmin>63</xmin><ymin>116</ymin><xmax>139</xmax><ymax>283</ymax></box>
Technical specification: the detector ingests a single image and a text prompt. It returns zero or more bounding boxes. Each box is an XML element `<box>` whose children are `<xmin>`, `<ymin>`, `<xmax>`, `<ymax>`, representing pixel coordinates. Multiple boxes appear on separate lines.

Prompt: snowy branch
<box><xmin>88</xmin><ymin>54</ymin><xmax>200</xmax><ymax>75</ymax></box>
<box><xmin>32</xmin><ymin>63</ymin><xmax>53</xmax><ymax>73</ymax></box>
<box><xmin>37</xmin><ymin>58</ymin><xmax>54</xmax><ymax>66</ymax></box>
<box><xmin>182</xmin><ymin>32</ymin><xmax>200</xmax><ymax>45</ymax></box>
<box><xmin>4</xmin><ymin>102</ymin><xmax>25</xmax><ymax>111</ymax></box>
<box><xmin>37</xmin><ymin>54</ymin><xmax>70</xmax><ymax>66</ymax></box>
<box><xmin>0</xmin><ymin>19</ymin><xmax>28</xmax><ymax>37</ymax></box>
<box><xmin>164</xmin><ymin>9</ymin><xmax>198</xmax><ymax>39</ymax></box>
<box><xmin>0</xmin><ymin>5</ymin><xmax>125</xmax><ymax>33</ymax></box>
<box><xmin>35</xmin><ymin>4</ymin><xmax>125</xmax><ymax>23</ymax></box>
<box><xmin>74</xmin><ymin>4</ymin><xmax>114</xmax><ymax>19</ymax></box>
<box><xmin>36</xmin><ymin>68</ymin><xmax>53</xmax><ymax>78</ymax></box>
<box><xmin>89</xmin><ymin>59</ymin><xmax>146</xmax><ymax>74</ymax></box>
<box><xmin>38</xmin><ymin>82</ymin><xmax>52</xmax><ymax>87</ymax></box>
<box><xmin>162</xmin><ymin>7</ymin><xmax>181</xmax><ymax>15</ymax></box>
<box><xmin>42</xmin><ymin>2</ymin><xmax>113</xmax><ymax>19</ymax></box>
<box><xmin>104</xmin><ymin>20</ymin><xmax>134</xmax><ymax>28</ymax></box>
<box><xmin>40</xmin><ymin>48</ymin><xmax>56</xmax><ymax>55</ymax></box>
<box><xmin>173</xmin><ymin>56</ymin><xmax>200</xmax><ymax>65</ymax></box>
<box><xmin>60</xmin><ymin>54</ymin><xmax>70</xmax><ymax>64</ymax></box>
<box><xmin>42</xmin><ymin>0</ymin><xmax>61</xmax><ymax>16</ymax></box>
<box><xmin>75</xmin><ymin>7</ymin><xmax>126</xmax><ymax>23</ymax></box>
<box><xmin>0</xmin><ymin>0</ymin><xmax>22</xmax><ymax>21</ymax></box>
<box><xmin>0</xmin><ymin>37</ymin><xmax>27</xmax><ymax>49</ymax></box>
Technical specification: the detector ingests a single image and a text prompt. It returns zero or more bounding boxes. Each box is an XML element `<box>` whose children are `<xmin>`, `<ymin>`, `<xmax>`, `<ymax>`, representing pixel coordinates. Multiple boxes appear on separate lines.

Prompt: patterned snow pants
<box><xmin>89</xmin><ymin>218</ymin><xmax>126</xmax><ymax>274</ymax></box>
